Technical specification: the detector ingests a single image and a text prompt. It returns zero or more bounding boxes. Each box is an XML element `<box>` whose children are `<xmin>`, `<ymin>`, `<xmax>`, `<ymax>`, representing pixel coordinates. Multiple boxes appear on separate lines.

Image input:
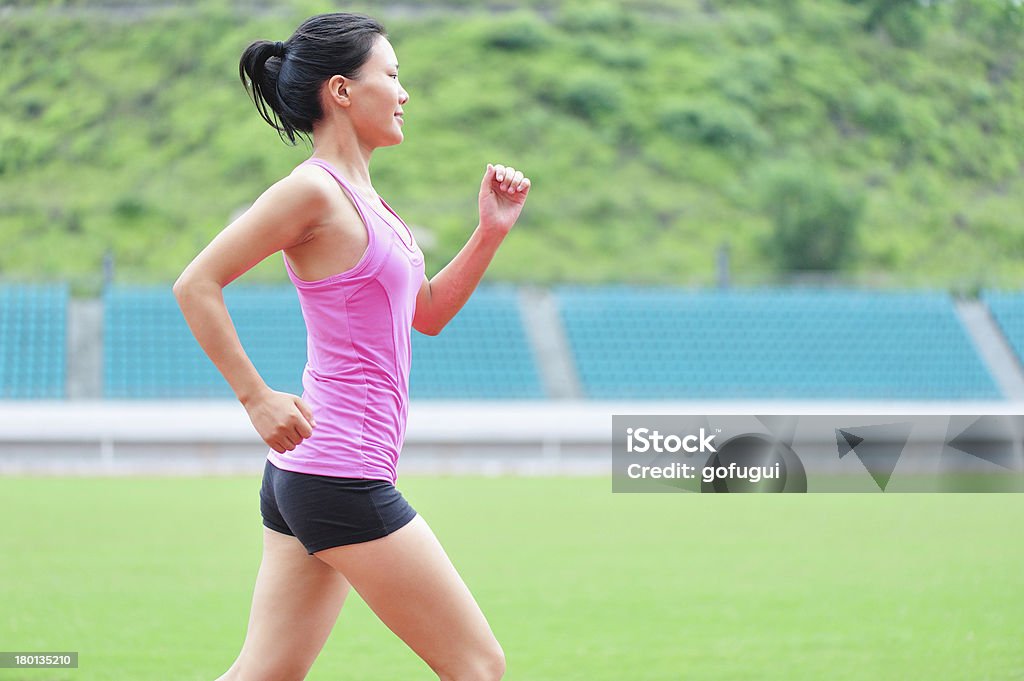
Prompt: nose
<box><xmin>399</xmin><ymin>87</ymin><xmax>409</xmax><ymax>105</ymax></box>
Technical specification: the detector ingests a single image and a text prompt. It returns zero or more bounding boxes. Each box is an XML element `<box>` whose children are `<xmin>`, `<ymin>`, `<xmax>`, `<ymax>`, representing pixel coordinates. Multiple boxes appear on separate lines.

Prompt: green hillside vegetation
<box><xmin>2</xmin><ymin>0</ymin><xmax>1023</xmax><ymax>293</ymax></box>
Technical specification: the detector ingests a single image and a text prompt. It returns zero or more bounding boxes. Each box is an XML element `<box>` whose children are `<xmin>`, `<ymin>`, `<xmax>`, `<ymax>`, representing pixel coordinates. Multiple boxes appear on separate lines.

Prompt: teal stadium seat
<box><xmin>104</xmin><ymin>286</ymin><xmax>306</xmax><ymax>398</ymax></box>
<box><xmin>556</xmin><ymin>287</ymin><xmax>1001</xmax><ymax>400</ymax></box>
<box><xmin>410</xmin><ymin>286</ymin><xmax>544</xmax><ymax>399</ymax></box>
<box><xmin>0</xmin><ymin>284</ymin><xmax>68</xmax><ymax>398</ymax></box>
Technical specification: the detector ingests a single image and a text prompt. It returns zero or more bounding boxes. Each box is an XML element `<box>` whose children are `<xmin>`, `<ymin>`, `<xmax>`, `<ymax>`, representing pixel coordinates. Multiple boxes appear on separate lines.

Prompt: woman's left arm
<box><xmin>413</xmin><ymin>162</ymin><xmax>531</xmax><ymax>336</ymax></box>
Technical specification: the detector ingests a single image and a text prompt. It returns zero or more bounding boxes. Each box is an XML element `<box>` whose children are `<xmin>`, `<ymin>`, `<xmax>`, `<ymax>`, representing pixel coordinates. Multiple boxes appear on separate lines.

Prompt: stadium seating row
<box><xmin>0</xmin><ymin>284</ymin><xmax>67</xmax><ymax>398</ymax></box>
<box><xmin>557</xmin><ymin>287</ymin><xmax>1002</xmax><ymax>400</ymax></box>
<box><xmin>1</xmin><ymin>283</ymin><xmax>1020</xmax><ymax>400</ymax></box>
<box><xmin>104</xmin><ymin>285</ymin><xmax>543</xmax><ymax>399</ymax></box>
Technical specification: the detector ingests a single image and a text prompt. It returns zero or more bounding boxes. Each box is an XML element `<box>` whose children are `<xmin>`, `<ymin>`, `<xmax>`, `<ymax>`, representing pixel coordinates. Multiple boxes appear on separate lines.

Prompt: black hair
<box><xmin>239</xmin><ymin>12</ymin><xmax>388</xmax><ymax>146</ymax></box>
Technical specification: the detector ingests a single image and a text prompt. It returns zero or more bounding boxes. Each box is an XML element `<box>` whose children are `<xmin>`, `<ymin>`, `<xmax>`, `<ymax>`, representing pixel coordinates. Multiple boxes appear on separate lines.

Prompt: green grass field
<box><xmin>1</xmin><ymin>475</ymin><xmax>1022</xmax><ymax>680</ymax></box>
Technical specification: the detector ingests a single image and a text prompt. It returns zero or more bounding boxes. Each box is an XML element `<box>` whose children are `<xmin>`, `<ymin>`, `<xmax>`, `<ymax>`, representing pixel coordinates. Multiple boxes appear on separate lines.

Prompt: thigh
<box><xmin>232</xmin><ymin>527</ymin><xmax>351</xmax><ymax>681</ymax></box>
<box><xmin>313</xmin><ymin>514</ymin><xmax>502</xmax><ymax>678</ymax></box>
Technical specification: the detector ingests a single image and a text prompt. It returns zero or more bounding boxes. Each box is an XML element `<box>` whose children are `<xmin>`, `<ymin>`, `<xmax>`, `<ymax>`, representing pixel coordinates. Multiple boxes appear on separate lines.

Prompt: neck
<box><xmin>309</xmin><ymin>122</ymin><xmax>374</xmax><ymax>188</ymax></box>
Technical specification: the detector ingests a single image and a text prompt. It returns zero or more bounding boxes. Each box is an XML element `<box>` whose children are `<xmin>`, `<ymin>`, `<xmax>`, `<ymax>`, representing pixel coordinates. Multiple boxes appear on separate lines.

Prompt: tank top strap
<box><xmin>302</xmin><ymin>158</ymin><xmax>416</xmax><ymax>250</ymax></box>
<box><xmin>301</xmin><ymin>158</ymin><xmax>374</xmax><ymax>208</ymax></box>
<box><xmin>283</xmin><ymin>158</ymin><xmax>381</xmax><ymax>286</ymax></box>
<box><xmin>300</xmin><ymin>156</ymin><xmax>380</xmax><ymax>249</ymax></box>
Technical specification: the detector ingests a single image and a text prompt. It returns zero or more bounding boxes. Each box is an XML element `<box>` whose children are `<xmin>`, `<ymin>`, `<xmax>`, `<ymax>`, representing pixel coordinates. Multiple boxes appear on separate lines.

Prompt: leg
<box><xmin>314</xmin><ymin>515</ymin><xmax>505</xmax><ymax>681</ymax></box>
<box><xmin>217</xmin><ymin>527</ymin><xmax>351</xmax><ymax>681</ymax></box>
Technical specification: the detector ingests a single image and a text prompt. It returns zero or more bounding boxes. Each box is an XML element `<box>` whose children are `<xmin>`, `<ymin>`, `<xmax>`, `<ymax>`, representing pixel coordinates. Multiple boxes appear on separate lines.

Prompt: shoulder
<box><xmin>214</xmin><ymin>166</ymin><xmax>339</xmax><ymax>253</ymax></box>
<box><xmin>247</xmin><ymin>164</ymin><xmax>342</xmax><ymax>238</ymax></box>
<box><xmin>276</xmin><ymin>164</ymin><xmax>338</xmax><ymax>209</ymax></box>
<box><xmin>275</xmin><ymin>164</ymin><xmax>369</xmax><ymax>258</ymax></box>
<box><xmin>284</xmin><ymin>163</ymin><xmax>367</xmax><ymax>230</ymax></box>
<box><xmin>287</xmin><ymin>163</ymin><xmax>366</xmax><ymax>213</ymax></box>
<box><xmin>247</xmin><ymin>166</ymin><xmax>333</xmax><ymax>220</ymax></box>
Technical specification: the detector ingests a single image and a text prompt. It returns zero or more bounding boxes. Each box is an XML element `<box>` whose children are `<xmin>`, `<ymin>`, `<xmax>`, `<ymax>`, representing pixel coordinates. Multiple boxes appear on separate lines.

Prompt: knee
<box><xmin>481</xmin><ymin>643</ymin><xmax>506</xmax><ymax>681</ymax></box>
<box><xmin>437</xmin><ymin>641</ymin><xmax>505</xmax><ymax>681</ymax></box>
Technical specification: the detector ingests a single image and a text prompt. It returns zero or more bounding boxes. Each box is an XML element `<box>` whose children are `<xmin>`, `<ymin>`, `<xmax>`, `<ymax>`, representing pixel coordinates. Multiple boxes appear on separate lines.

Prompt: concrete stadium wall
<box><xmin>1</xmin><ymin>400</ymin><xmax>1020</xmax><ymax>476</ymax></box>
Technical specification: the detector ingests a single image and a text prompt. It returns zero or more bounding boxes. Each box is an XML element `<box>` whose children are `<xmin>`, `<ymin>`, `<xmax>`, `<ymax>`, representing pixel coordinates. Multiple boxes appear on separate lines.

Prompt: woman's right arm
<box><xmin>173</xmin><ymin>172</ymin><xmax>327</xmax><ymax>453</ymax></box>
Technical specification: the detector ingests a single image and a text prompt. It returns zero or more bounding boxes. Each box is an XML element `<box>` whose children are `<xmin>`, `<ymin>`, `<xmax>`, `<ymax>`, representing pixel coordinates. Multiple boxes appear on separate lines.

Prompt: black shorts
<box><xmin>259</xmin><ymin>459</ymin><xmax>418</xmax><ymax>554</ymax></box>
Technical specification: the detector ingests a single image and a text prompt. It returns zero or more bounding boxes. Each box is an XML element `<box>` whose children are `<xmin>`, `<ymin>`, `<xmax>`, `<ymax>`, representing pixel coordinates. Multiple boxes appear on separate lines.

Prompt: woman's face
<box><xmin>345</xmin><ymin>35</ymin><xmax>409</xmax><ymax>148</ymax></box>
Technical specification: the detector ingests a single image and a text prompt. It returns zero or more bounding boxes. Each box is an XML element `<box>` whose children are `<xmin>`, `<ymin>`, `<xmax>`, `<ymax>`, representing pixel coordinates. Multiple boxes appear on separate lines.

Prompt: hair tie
<box><xmin>273</xmin><ymin>41</ymin><xmax>286</xmax><ymax>58</ymax></box>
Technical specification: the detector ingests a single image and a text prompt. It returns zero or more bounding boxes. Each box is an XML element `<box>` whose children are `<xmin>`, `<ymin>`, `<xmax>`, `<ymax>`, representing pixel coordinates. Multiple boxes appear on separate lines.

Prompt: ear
<box><xmin>325</xmin><ymin>75</ymin><xmax>352</xmax><ymax>108</ymax></box>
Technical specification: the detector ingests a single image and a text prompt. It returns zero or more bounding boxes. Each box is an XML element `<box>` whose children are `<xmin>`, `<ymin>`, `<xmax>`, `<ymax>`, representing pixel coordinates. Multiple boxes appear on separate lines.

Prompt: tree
<box><xmin>761</xmin><ymin>165</ymin><xmax>864</xmax><ymax>272</ymax></box>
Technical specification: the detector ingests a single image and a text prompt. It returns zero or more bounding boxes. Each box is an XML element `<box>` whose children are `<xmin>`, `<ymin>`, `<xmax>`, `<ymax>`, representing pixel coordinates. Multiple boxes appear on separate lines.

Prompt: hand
<box><xmin>478</xmin><ymin>163</ymin><xmax>531</xmax><ymax>235</ymax></box>
<box><xmin>242</xmin><ymin>389</ymin><xmax>316</xmax><ymax>453</ymax></box>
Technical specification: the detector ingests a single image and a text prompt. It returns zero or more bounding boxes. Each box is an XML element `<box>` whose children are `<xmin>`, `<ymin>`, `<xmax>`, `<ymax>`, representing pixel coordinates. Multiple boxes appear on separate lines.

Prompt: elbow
<box><xmin>415</xmin><ymin>317</ymin><xmax>445</xmax><ymax>337</ymax></box>
<box><xmin>172</xmin><ymin>271</ymin><xmax>213</xmax><ymax>305</ymax></box>
<box><xmin>172</xmin><ymin>273</ymin><xmax>193</xmax><ymax>303</ymax></box>
<box><xmin>413</xmin><ymin>307</ymin><xmax>446</xmax><ymax>336</ymax></box>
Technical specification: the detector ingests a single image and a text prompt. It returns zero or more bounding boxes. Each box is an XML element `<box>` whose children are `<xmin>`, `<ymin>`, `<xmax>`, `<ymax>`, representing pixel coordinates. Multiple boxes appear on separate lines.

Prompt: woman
<box><xmin>173</xmin><ymin>12</ymin><xmax>529</xmax><ymax>681</ymax></box>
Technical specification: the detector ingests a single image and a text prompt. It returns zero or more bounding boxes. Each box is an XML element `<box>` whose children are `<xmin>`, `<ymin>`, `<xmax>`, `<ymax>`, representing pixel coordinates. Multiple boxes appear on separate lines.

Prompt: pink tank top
<box><xmin>266</xmin><ymin>158</ymin><xmax>425</xmax><ymax>484</ymax></box>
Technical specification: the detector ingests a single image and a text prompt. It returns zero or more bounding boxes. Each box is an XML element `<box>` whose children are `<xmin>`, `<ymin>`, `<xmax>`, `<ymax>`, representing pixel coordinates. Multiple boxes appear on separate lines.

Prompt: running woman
<box><xmin>173</xmin><ymin>13</ymin><xmax>529</xmax><ymax>681</ymax></box>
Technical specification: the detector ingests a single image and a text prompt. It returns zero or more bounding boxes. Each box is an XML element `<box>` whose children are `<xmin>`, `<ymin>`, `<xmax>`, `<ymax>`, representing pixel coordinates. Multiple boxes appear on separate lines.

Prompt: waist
<box><xmin>303</xmin><ymin>363</ymin><xmax>407</xmax><ymax>392</ymax></box>
<box><xmin>301</xmin><ymin>368</ymin><xmax>408</xmax><ymax>423</ymax></box>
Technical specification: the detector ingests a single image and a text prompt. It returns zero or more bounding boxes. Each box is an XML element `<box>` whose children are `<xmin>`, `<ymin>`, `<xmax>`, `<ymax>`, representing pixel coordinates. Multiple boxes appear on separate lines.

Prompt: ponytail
<box><xmin>239</xmin><ymin>39</ymin><xmax>299</xmax><ymax>144</ymax></box>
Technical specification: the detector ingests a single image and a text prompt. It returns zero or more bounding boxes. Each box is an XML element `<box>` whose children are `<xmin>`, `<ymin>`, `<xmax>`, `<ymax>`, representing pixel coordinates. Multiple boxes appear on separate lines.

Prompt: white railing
<box><xmin>1</xmin><ymin>399</ymin><xmax>1020</xmax><ymax>475</ymax></box>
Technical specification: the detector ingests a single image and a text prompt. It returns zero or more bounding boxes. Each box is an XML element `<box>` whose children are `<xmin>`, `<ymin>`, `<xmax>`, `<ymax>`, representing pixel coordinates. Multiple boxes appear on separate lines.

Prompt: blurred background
<box><xmin>2</xmin><ymin>0</ymin><xmax>1024</xmax><ymax>418</ymax></box>
<box><xmin>2</xmin><ymin>0</ymin><xmax>1024</xmax><ymax>289</ymax></box>
<box><xmin>2</xmin><ymin>2</ymin><xmax>1024</xmax><ymax>679</ymax></box>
